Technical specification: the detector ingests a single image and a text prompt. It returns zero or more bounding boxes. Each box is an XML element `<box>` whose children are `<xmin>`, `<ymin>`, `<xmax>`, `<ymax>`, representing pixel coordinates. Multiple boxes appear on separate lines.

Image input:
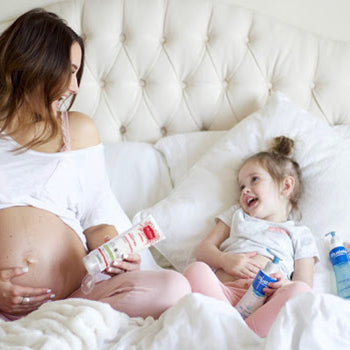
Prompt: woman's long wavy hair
<box><xmin>0</xmin><ymin>8</ymin><xmax>85</xmax><ymax>150</ymax></box>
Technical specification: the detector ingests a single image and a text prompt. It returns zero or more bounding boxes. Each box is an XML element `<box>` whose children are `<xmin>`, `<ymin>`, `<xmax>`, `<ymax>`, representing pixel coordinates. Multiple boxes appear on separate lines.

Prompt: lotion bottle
<box><xmin>325</xmin><ymin>231</ymin><xmax>350</xmax><ymax>299</ymax></box>
<box><xmin>235</xmin><ymin>249</ymin><xmax>281</xmax><ymax>319</ymax></box>
<box><xmin>81</xmin><ymin>215</ymin><xmax>165</xmax><ymax>294</ymax></box>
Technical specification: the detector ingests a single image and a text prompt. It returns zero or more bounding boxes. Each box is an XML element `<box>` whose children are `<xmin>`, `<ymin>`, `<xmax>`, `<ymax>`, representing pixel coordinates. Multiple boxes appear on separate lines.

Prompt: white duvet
<box><xmin>1</xmin><ymin>292</ymin><xmax>349</xmax><ymax>349</ymax></box>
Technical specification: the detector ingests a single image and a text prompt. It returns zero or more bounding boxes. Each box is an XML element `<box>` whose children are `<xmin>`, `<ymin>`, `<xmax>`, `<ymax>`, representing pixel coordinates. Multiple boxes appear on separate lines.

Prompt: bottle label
<box><xmin>338</xmin><ymin>275</ymin><xmax>350</xmax><ymax>298</ymax></box>
<box><xmin>252</xmin><ymin>270</ymin><xmax>277</xmax><ymax>297</ymax></box>
<box><xmin>235</xmin><ymin>285</ymin><xmax>266</xmax><ymax>319</ymax></box>
<box><xmin>84</xmin><ymin>215</ymin><xmax>165</xmax><ymax>273</ymax></box>
<box><xmin>330</xmin><ymin>246</ymin><xmax>350</xmax><ymax>266</ymax></box>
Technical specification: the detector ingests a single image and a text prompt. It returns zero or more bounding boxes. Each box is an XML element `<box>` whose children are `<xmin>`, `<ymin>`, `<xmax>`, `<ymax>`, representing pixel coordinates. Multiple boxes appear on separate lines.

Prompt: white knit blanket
<box><xmin>0</xmin><ymin>292</ymin><xmax>349</xmax><ymax>349</ymax></box>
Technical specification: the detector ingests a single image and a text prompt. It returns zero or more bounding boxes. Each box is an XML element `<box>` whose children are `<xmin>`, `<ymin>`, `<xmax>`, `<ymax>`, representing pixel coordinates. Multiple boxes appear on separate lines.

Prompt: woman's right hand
<box><xmin>221</xmin><ymin>251</ymin><xmax>262</xmax><ymax>279</ymax></box>
<box><xmin>0</xmin><ymin>266</ymin><xmax>54</xmax><ymax>315</ymax></box>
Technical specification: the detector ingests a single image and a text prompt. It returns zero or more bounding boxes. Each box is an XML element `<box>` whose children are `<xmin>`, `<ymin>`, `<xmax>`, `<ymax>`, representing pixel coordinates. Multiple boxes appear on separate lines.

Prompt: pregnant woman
<box><xmin>0</xmin><ymin>8</ymin><xmax>190</xmax><ymax>321</ymax></box>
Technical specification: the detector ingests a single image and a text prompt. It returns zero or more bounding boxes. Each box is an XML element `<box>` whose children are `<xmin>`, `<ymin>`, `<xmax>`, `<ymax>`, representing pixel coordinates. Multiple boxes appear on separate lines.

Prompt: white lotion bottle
<box><xmin>235</xmin><ymin>249</ymin><xmax>281</xmax><ymax>319</ymax></box>
<box><xmin>81</xmin><ymin>215</ymin><xmax>165</xmax><ymax>294</ymax></box>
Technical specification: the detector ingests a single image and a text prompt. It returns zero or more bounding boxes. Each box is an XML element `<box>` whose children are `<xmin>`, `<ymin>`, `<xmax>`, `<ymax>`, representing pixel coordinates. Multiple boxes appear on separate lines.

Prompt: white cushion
<box><xmin>155</xmin><ymin>131</ymin><xmax>226</xmax><ymax>186</ymax></box>
<box><xmin>134</xmin><ymin>91</ymin><xmax>350</xmax><ymax>294</ymax></box>
<box><xmin>104</xmin><ymin>142</ymin><xmax>172</xmax><ymax>220</ymax></box>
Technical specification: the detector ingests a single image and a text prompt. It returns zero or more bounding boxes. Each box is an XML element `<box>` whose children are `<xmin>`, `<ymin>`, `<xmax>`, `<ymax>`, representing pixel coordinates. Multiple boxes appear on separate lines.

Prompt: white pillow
<box><xmin>104</xmin><ymin>142</ymin><xmax>172</xmax><ymax>219</ymax></box>
<box><xmin>133</xmin><ymin>91</ymin><xmax>350</xmax><ymax>295</ymax></box>
<box><xmin>155</xmin><ymin>131</ymin><xmax>226</xmax><ymax>186</ymax></box>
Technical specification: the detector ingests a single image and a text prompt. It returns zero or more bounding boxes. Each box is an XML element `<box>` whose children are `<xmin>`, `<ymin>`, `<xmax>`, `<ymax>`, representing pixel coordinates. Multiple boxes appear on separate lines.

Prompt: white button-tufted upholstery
<box><xmin>1</xmin><ymin>0</ymin><xmax>350</xmax><ymax>143</ymax></box>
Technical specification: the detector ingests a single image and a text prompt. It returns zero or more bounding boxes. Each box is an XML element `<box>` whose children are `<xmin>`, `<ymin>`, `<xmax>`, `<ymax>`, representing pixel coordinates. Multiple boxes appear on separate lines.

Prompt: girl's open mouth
<box><xmin>247</xmin><ymin>197</ymin><xmax>258</xmax><ymax>208</ymax></box>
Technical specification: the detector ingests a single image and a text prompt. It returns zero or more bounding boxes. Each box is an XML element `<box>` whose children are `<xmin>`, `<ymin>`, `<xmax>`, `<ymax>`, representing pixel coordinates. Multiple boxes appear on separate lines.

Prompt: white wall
<box><xmin>219</xmin><ymin>0</ymin><xmax>350</xmax><ymax>42</ymax></box>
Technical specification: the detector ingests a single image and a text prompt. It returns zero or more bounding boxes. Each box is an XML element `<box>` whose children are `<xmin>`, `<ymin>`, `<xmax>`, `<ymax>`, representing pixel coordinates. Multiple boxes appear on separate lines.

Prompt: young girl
<box><xmin>183</xmin><ymin>136</ymin><xmax>319</xmax><ymax>338</ymax></box>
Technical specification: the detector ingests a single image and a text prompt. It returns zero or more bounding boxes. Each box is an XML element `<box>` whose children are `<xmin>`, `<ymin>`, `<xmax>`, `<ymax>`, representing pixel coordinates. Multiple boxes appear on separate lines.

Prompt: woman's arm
<box><xmin>84</xmin><ymin>224</ymin><xmax>141</xmax><ymax>274</ymax></box>
<box><xmin>195</xmin><ymin>220</ymin><xmax>261</xmax><ymax>279</ymax></box>
<box><xmin>0</xmin><ymin>267</ymin><xmax>54</xmax><ymax>315</ymax></box>
<box><xmin>71</xmin><ymin>113</ymin><xmax>141</xmax><ymax>274</ymax></box>
<box><xmin>68</xmin><ymin>111</ymin><xmax>100</xmax><ymax>149</ymax></box>
<box><xmin>84</xmin><ymin>224</ymin><xmax>119</xmax><ymax>251</ymax></box>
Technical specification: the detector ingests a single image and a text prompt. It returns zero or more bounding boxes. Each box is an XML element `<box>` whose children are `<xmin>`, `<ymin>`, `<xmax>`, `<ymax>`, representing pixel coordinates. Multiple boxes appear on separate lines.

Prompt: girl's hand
<box><xmin>263</xmin><ymin>271</ymin><xmax>291</xmax><ymax>297</ymax></box>
<box><xmin>0</xmin><ymin>267</ymin><xmax>54</xmax><ymax>315</ymax></box>
<box><xmin>105</xmin><ymin>253</ymin><xmax>141</xmax><ymax>275</ymax></box>
<box><xmin>221</xmin><ymin>251</ymin><xmax>262</xmax><ymax>279</ymax></box>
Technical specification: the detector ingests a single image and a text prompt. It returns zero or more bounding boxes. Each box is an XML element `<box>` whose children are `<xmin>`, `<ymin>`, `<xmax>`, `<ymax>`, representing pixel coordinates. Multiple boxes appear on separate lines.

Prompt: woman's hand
<box><xmin>263</xmin><ymin>271</ymin><xmax>292</xmax><ymax>297</ymax></box>
<box><xmin>221</xmin><ymin>251</ymin><xmax>262</xmax><ymax>279</ymax></box>
<box><xmin>105</xmin><ymin>253</ymin><xmax>141</xmax><ymax>275</ymax></box>
<box><xmin>0</xmin><ymin>267</ymin><xmax>54</xmax><ymax>315</ymax></box>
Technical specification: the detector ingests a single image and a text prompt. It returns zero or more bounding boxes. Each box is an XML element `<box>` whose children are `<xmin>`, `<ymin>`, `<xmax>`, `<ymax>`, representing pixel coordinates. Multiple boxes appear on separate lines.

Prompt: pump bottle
<box><xmin>325</xmin><ymin>231</ymin><xmax>350</xmax><ymax>299</ymax></box>
<box><xmin>235</xmin><ymin>249</ymin><xmax>281</xmax><ymax>319</ymax></box>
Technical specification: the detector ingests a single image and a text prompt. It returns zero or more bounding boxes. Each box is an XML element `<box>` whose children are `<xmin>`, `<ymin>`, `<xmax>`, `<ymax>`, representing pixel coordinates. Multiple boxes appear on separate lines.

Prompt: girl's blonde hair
<box><xmin>241</xmin><ymin>136</ymin><xmax>302</xmax><ymax>216</ymax></box>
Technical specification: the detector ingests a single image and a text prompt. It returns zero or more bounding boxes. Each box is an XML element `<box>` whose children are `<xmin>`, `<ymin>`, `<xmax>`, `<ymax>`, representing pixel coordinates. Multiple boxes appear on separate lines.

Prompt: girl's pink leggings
<box><xmin>0</xmin><ymin>269</ymin><xmax>191</xmax><ymax>321</ymax></box>
<box><xmin>183</xmin><ymin>261</ymin><xmax>311</xmax><ymax>338</ymax></box>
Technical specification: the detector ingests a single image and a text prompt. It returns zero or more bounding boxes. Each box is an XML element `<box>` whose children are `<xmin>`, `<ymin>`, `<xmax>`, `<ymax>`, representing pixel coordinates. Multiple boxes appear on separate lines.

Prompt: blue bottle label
<box><xmin>330</xmin><ymin>246</ymin><xmax>350</xmax><ymax>266</ymax></box>
<box><xmin>252</xmin><ymin>270</ymin><xmax>277</xmax><ymax>297</ymax></box>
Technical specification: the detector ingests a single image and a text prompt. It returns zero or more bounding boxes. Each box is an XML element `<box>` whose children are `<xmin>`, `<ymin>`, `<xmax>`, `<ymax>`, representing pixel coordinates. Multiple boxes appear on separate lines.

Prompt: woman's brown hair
<box><xmin>0</xmin><ymin>8</ymin><xmax>85</xmax><ymax>150</ymax></box>
<box><xmin>241</xmin><ymin>136</ymin><xmax>302</xmax><ymax>217</ymax></box>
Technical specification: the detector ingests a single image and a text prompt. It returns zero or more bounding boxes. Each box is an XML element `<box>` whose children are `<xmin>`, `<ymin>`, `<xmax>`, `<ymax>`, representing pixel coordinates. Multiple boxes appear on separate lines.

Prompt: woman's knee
<box><xmin>183</xmin><ymin>261</ymin><xmax>212</xmax><ymax>280</ymax></box>
<box><xmin>158</xmin><ymin>270</ymin><xmax>191</xmax><ymax>302</ymax></box>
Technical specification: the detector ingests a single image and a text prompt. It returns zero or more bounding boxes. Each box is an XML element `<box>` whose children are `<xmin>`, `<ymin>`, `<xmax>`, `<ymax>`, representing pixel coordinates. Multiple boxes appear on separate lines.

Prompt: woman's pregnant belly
<box><xmin>0</xmin><ymin>206</ymin><xmax>87</xmax><ymax>299</ymax></box>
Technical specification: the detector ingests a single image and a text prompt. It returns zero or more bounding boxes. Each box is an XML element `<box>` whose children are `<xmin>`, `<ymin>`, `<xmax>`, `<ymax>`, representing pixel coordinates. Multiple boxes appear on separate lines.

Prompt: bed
<box><xmin>1</xmin><ymin>0</ymin><xmax>350</xmax><ymax>348</ymax></box>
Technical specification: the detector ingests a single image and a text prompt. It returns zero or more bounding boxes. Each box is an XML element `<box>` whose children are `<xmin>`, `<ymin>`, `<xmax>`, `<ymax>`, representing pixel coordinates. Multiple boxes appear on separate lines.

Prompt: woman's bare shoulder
<box><xmin>68</xmin><ymin>111</ymin><xmax>100</xmax><ymax>150</ymax></box>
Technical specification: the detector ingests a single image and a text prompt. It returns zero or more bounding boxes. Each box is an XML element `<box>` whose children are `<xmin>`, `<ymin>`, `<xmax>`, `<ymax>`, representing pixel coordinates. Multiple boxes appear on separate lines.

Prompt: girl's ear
<box><xmin>281</xmin><ymin>176</ymin><xmax>295</xmax><ymax>197</ymax></box>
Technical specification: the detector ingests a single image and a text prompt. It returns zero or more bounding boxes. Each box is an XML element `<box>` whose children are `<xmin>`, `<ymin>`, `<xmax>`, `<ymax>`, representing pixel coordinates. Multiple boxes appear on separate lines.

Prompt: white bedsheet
<box><xmin>1</xmin><ymin>292</ymin><xmax>349</xmax><ymax>349</ymax></box>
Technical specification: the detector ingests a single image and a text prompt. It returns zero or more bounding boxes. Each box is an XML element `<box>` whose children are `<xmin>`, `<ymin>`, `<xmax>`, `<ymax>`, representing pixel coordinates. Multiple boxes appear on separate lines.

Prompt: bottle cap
<box><xmin>325</xmin><ymin>231</ymin><xmax>341</xmax><ymax>245</ymax></box>
<box><xmin>325</xmin><ymin>231</ymin><xmax>336</xmax><ymax>239</ymax></box>
<box><xmin>266</xmin><ymin>248</ymin><xmax>282</xmax><ymax>264</ymax></box>
<box><xmin>83</xmin><ymin>254</ymin><xmax>101</xmax><ymax>275</ymax></box>
<box><xmin>81</xmin><ymin>273</ymin><xmax>96</xmax><ymax>295</ymax></box>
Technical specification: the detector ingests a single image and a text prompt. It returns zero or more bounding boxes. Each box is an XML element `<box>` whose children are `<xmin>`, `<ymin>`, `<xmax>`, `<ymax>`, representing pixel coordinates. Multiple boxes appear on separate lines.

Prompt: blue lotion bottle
<box><xmin>235</xmin><ymin>249</ymin><xmax>281</xmax><ymax>319</ymax></box>
<box><xmin>325</xmin><ymin>231</ymin><xmax>350</xmax><ymax>299</ymax></box>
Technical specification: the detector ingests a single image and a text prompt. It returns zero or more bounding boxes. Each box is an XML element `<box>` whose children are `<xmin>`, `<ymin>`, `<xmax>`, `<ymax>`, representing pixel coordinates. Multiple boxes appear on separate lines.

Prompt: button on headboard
<box><xmin>1</xmin><ymin>0</ymin><xmax>350</xmax><ymax>143</ymax></box>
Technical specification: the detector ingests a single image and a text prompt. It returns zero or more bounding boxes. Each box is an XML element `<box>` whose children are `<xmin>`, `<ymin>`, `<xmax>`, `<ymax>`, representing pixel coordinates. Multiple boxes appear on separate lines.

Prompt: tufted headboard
<box><xmin>1</xmin><ymin>0</ymin><xmax>350</xmax><ymax>144</ymax></box>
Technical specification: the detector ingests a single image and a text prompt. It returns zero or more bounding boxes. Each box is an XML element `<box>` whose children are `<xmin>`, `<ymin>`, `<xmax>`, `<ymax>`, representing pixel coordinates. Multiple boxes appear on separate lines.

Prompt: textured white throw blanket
<box><xmin>0</xmin><ymin>293</ymin><xmax>349</xmax><ymax>349</ymax></box>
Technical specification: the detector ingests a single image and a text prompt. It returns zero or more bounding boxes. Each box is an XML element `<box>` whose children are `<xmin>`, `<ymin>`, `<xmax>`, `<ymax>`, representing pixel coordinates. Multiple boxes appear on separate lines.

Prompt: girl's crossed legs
<box><xmin>183</xmin><ymin>261</ymin><xmax>311</xmax><ymax>337</ymax></box>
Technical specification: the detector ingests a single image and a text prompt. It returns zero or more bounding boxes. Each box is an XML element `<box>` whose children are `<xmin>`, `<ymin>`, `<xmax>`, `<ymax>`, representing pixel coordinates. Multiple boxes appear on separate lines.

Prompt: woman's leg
<box><xmin>245</xmin><ymin>281</ymin><xmax>312</xmax><ymax>338</ymax></box>
<box><xmin>71</xmin><ymin>270</ymin><xmax>191</xmax><ymax>319</ymax></box>
<box><xmin>183</xmin><ymin>261</ymin><xmax>248</xmax><ymax>305</ymax></box>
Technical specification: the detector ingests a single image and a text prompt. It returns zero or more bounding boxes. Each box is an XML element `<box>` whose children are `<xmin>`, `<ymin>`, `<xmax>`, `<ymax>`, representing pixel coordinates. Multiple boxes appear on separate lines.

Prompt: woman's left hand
<box><xmin>263</xmin><ymin>271</ymin><xmax>291</xmax><ymax>297</ymax></box>
<box><xmin>105</xmin><ymin>253</ymin><xmax>141</xmax><ymax>275</ymax></box>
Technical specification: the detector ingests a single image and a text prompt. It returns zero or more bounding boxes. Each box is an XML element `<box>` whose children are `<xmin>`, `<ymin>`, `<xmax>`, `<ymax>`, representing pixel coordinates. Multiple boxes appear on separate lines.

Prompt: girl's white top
<box><xmin>0</xmin><ymin>134</ymin><xmax>131</xmax><ymax>249</ymax></box>
<box><xmin>217</xmin><ymin>205</ymin><xmax>320</xmax><ymax>278</ymax></box>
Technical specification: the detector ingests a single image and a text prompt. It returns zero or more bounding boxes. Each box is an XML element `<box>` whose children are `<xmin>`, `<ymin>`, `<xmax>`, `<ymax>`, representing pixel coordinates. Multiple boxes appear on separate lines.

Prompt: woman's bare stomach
<box><xmin>215</xmin><ymin>254</ymin><xmax>271</xmax><ymax>283</ymax></box>
<box><xmin>0</xmin><ymin>206</ymin><xmax>87</xmax><ymax>300</ymax></box>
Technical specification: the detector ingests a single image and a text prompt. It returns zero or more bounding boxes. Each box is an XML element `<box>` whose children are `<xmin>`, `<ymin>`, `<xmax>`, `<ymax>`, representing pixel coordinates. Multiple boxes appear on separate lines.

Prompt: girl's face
<box><xmin>52</xmin><ymin>41</ymin><xmax>82</xmax><ymax>111</ymax></box>
<box><xmin>238</xmin><ymin>160</ymin><xmax>291</xmax><ymax>222</ymax></box>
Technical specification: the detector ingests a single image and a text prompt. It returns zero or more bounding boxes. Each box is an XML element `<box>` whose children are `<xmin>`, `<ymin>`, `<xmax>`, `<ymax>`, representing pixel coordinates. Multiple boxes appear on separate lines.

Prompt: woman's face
<box><xmin>52</xmin><ymin>41</ymin><xmax>82</xmax><ymax>111</ymax></box>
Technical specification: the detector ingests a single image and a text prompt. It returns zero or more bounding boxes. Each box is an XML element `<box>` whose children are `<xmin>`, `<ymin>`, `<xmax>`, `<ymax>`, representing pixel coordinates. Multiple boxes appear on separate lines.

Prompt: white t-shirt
<box><xmin>0</xmin><ymin>133</ymin><xmax>131</xmax><ymax>249</ymax></box>
<box><xmin>217</xmin><ymin>205</ymin><xmax>319</xmax><ymax>278</ymax></box>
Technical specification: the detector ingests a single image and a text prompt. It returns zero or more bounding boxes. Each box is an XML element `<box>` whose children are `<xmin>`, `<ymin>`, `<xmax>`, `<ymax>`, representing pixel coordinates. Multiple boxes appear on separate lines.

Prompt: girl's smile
<box><xmin>238</xmin><ymin>160</ymin><xmax>292</xmax><ymax>222</ymax></box>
